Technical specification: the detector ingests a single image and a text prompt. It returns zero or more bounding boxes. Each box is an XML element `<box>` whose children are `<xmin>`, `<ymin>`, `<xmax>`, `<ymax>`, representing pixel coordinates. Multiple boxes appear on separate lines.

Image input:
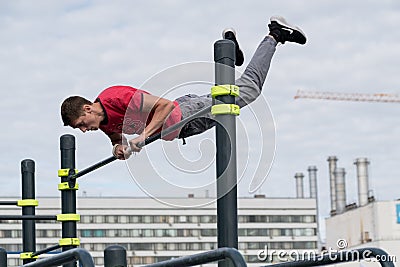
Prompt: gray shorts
<box><xmin>174</xmin><ymin>36</ymin><xmax>277</xmax><ymax>140</ymax></box>
<box><xmin>175</xmin><ymin>94</ymin><xmax>215</xmax><ymax>139</ymax></box>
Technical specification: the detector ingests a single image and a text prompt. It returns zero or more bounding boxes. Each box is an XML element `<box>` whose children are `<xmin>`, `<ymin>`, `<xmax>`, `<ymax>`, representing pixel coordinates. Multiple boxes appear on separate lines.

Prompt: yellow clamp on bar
<box><xmin>211</xmin><ymin>84</ymin><xmax>239</xmax><ymax>98</ymax></box>
<box><xmin>58</xmin><ymin>182</ymin><xmax>79</xmax><ymax>191</ymax></box>
<box><xmin>59</xmin><ymin>238</ymin><xmax>80</xmax><ymax>246</ymax></box>
<box><xmin>57</xmin><ymin>213</ymin><xmax>80</xmax><ymax>222</ymax></box>
<box><xmin>20</xmin><ymin>252</ymin><xmax>39</xmax><ymax>259</ymax></box>
<box><xmin>211</xmin><ymin>104</ymin><xmax>240</xmax><ymax>116</ymax></box>
<box><xmin>58</xmin><ymin>169</ymin><xmax>78</xmax><ymax>177</ymax></box>
<box><xmin>17</xmin><ymin>199</ymin><xmax>39</xmax><ymax>207</ymax></box>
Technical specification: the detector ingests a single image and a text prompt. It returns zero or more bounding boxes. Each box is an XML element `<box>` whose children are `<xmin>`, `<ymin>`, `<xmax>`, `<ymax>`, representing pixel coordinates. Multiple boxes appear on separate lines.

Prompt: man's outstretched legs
<box><xmin>177</xmin><ymin>16</ymin><xmax>307</xmax><ymax>139</ymax></box>
<box><xmin>235</xmin><ymin>15</ymin><xmax>307</xmax><ymax>107</ymax></box>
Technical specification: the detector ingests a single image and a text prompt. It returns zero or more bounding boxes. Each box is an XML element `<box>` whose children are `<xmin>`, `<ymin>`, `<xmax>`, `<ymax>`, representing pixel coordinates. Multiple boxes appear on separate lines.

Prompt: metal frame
<box><xmin>21</xmin><ymin>248</ymin><xmax>94</xmax><ymax>267</ymax></box>
<box><xmin>143</xmin><ymin>247</ymin><xmax>246</xmax><ymax>267</ymax></box>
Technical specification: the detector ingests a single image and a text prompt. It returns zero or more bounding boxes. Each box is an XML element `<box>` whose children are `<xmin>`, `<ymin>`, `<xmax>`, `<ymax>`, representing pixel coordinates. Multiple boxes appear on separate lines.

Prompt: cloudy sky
<box><xmin>1</xmin><ymin>0</ymin><xmax>400</xmax><ymax>239</ymax></box>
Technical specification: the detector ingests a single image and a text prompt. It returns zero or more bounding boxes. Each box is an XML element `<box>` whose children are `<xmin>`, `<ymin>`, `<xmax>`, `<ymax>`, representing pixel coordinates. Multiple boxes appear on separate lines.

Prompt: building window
<box><xmin>143</xmin><ymin>216</ymin><xmax>152</xmax><ymax>223</ymax></box>
<box><xmin>201</xmin><ymin>229</ymin><xmax>216</xmax><ymax>236</ymax></box>
<box><xmin>94</xmin><ymin>215</ymin><xmax>104</xmax><ymax>223</ymax></box>
<box><xmin>94</xmin><ymin>256</ymin><xmax>104</xmax><ymax>265</ymax></box>
<box><xmin>130</xmin><ymin>215</ymin><xmax>140</xmax><ymax>223</ymax></box>
<box><xmin>131</xmin><ymin>243</ymin><xmax>153</xmax><ymax>250</ymax></box>
<box><xmin>188</xmin><ymin>216</ymin><xmax>199</xmax><ymax>223</ymax></box>
<box><xmin>200</xmin><ymin>215</ymin><xmax>215</xmax><ymax>223</ymax></box>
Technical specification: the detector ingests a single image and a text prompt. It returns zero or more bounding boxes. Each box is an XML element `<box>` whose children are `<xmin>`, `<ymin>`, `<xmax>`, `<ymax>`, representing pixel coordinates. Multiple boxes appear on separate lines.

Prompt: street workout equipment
<box><xmin>0</xmin><ymin>37</ymin><xmax>243</xmax><ymax>267</ymax></box>
<box><xmin>0</xmin><ymin>35</ymin><xmax>396</xmax><ymax>267</ymax></box>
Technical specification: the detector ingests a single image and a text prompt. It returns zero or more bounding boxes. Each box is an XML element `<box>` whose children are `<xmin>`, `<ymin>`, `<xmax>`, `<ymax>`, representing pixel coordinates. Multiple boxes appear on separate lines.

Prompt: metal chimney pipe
<box><xmin>308</xmin><ymin>166</ymin><xmax>318</xmax><ymax>199</ymax></box>
<box><xmin>327</xmin><ymin>156</ymin><xmax>338</xmax><ymax>213</ymax></box>
<box><xmin>334</xmin><ymin>167</ymin><xmax>346</xmax><ymax>214</ymax></box>
<box><xmin>307</xmin><ymin>165</ymin><xmax>322</xmax><ymax>250</ymax></box>
<box><xmin>294</xmin><ymin>173</ymin><xmax>304</xmax><ymax>198</ymax></box>
<box><xmin>354</xmin><ymin>158</ymin><xmax>370</xmax><ymax>207</ymax></box>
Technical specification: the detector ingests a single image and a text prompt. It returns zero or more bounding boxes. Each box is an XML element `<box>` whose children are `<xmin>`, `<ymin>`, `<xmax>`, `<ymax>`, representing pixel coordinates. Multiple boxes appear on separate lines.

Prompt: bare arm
<box><xmin>129</xmin><ymin>94</ymin><xmax>176</xmax><ymax>152</ymax></box>
<box><xmin>141</xmin><ymin>94</ymin><xmax>176</xmax><ymax>138</ymax></box>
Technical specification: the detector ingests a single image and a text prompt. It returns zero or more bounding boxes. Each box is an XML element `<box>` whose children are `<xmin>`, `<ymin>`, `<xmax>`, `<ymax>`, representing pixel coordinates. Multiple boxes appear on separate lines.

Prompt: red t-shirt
<box><xmin>97</xmin><ymin>85</ymin><xmax>182</xmax><ymax>140</ymax></box>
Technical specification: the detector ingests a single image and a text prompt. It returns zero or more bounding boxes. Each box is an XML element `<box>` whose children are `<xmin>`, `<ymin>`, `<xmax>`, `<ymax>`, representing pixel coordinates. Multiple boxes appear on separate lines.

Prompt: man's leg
<box><xmin>177</xmin><ymin>16</ymin><xmax>307</xmax><ymax>139</ymax></box>
<box><xmin>235</xmin><ymin>16</ymin><xmax>307</xmax><ymax>108</ymax></box>
<box><xmin>235</xmin><ymin>36</ymin><xmax>277</xmax><ymax>108</ymax></box>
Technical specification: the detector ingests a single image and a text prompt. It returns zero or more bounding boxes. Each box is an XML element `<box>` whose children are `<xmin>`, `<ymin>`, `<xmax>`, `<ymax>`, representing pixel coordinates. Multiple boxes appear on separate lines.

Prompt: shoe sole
<box><xmin>222</xmin><ymin>28</ymin><xmax>244</xmax><ymax>66</ymax></box>
<box><xmin>222</xmin><ymin>28</ymin><xmax>237</xmax><ymax>38</ymax></box>
<box><xmin>270</xmin><ymin>15</ymin><xmax>306</xmax><ymax>39</ymax></box>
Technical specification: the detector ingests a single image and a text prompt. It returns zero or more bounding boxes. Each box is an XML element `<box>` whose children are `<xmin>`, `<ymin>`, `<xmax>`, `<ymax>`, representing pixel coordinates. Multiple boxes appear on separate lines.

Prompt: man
<box><xmin>61</xmin><ymin>16</ymin><xmax>306</xmax><ymax>160</ymax></box>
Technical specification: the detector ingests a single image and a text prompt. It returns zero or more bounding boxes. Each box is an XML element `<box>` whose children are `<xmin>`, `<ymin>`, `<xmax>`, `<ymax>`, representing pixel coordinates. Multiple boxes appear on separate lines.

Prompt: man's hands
<box><xmin>112</xmin><ymin>134</ymin><xmax>146</xmax><ymax>160</ymax></box>
<box><xmin>129</xmin><ymin>134</ymin><xmax>146</xmax><ymax>153</ymax></box>
<box><xmin>112</xmin><ymin>144</ymin><xmax>132</xmax><ymax>160</ymax></box>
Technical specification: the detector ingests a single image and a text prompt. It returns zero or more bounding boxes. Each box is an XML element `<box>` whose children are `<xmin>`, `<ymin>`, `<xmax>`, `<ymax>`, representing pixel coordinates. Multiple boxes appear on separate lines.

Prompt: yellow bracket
<box><xmin>17</xmin><ymin>199</ymin><xmax>38</xmax><ymax>207</ymax></box>
<box><xmin>57</xmin><ymin>213</ymin><xmax>80</xmax><ymax>222</ymax></box>
<box><xmin>59</xmin><ymin>238</ymin><xmax>80</xmax><ymax>246</ymax></box>
<box><xmin>58</xmin><ymin>169</ymin><xmax>78</xmax><ymax>177</ymax></box>
<box><xmin>20</xmin><ymin>252</ymin><xmax>39</xmax><ymax>259</ymax></box>
<box><xmin>211</xmin><ymin>84</ymin><xmax>239</xmax><ymax>98</ymax></box>
<box><xmin>211</xmin><ymin>104</ymin><xmax>240</xmax><ymax>116</ymax></box>
<box><xmin>58</xmin><ymin>182</ymin><xmax>79</xmax><ymax>191</ymax></box>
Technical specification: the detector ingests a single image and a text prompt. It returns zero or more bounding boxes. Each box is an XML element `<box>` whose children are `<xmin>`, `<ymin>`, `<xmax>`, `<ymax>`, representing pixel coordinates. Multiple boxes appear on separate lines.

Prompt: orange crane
<box><xmin>294</xmin><ymin>90</ymin><xmax>400</xmax><ymax>103</ymax></box>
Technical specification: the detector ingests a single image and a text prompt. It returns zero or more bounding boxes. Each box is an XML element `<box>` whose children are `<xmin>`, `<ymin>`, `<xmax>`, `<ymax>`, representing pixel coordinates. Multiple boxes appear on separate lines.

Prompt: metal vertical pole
<box><xmin>104</xmin><ymin>245</ymin><xmax>127</xmax><ymax>267</ymax></box>
<box><xmin>214</xmin><ymin>39</ymin><xmax>238</xmax><ymax>267</ymax></box>
<box><xmin>60</xmin><ymin>134</ymin><xmax>77</xmax><ymax>267</ymax></box>
<box><xmin>21</xmin><ymin>159</ymin><xmax>36</xmax><ymax>264</ymax></box>
<box><xmin>0</xmin><ymin>247</ymin><xmax>7</xmax><ymax>266</ymax></box>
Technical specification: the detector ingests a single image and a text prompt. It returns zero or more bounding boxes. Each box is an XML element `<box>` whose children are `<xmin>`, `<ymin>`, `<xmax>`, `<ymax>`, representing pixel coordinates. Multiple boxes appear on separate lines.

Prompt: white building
<box><xmin>0</xmin><ymin>196</ymin><xmax>318</xmax><ymax>267</ymax></box>
<box><xmin>325</xmin><ymin>157</ymin><xmax>399</xmax><ymax>265</ymax></box>
<box><xmin>326</xmin><ymin>199</ymin><xmax>400</xmax><ymax>262</ymax></box>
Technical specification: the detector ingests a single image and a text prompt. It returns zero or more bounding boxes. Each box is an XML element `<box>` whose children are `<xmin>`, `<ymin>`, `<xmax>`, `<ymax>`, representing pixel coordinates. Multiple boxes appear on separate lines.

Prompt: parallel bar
<box><xmin>214</xmin><ymin>39</ymin><xmax>238</xmax><ymax>267</ymax></box>
<box><xmin>22</xmin><ymin>248</ymin><xmax>94</xmax><ymax>267</ymax></box>
<box><xmin>60</xmin><ymin>135</ymin><xmax>78</xmax><ymax>267</ymax></box>
<box><xmin>144</xmin><ymin>247</ymin><xmax>246</xmax><ymax>267</ymax></box>
<box><xmin>21</xmin><ymin>159</ymin><xmax>36</xmax><ymax>265</ymax></box>
<box><xmin>0</xmin><ymin>215</ymin><xmax>57</xmax><ymax>220</ymax></box>
<box><xmin>69</xmin><ymin>105</ymin><xmax>212</xmax><ymax>180</ymax></box>
<box><xmin>31</xmin><ymin>244</ymin><xmax>62</xmax><ymax>257</ymax></box>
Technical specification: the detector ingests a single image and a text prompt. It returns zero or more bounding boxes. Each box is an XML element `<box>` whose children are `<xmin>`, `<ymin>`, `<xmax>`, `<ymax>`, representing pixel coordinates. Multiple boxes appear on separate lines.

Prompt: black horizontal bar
<box><xmin>31</xmin><ymin>244</ymin><xmax>62</xmax><ymax>257</ymax></box>
<box><xmin>144</xmin><ymin>247</ymin><xmax>246</xmax><ymax>267</ymax></box>
<box><xmin>0</xmin><ymin>201</ymin><xmax>18</xmax><ymax>206</ymax></box>
<box><xmin>0</xmin><ymin>215</ymin><xmax>57</xmax><ymax>221</ymax></box>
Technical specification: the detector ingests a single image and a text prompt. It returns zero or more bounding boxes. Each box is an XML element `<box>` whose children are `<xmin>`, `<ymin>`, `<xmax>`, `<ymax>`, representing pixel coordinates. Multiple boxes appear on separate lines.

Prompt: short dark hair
<box><xmin>61</xmin><ymin>96</ymin><xmax>92</xmax><ymax>126</ymax></box>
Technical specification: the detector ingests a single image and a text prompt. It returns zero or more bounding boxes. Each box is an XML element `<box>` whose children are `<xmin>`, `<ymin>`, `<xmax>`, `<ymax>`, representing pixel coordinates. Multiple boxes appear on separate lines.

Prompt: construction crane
<box><xmin>294</xmin><ymin>90</ymin><xmax>400</xmax><ymax>103</ymax></box>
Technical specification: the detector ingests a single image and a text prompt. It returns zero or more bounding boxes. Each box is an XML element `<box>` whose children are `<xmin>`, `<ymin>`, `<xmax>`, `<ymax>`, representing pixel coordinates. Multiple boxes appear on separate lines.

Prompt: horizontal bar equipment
<box><xmin>0</xmin><ymin>200</ymin><xmax>18</xmax><ymax>206</ymax></box>
<box><xmin>31</xmin><ymin>244</ymin><xmax>62</xmax><ymax>257</ymax></box>
<box><xmin>69</xmin><ymin>104</ymin><xmax>212</xmax><ymax>180</ymax></box>
<box><xmin>144</xmin><ymin>247</ymin><xmax>247</xmax><ymax>267</ymax></box>
<box><xmin>0</xmin><ymin>215</ymin><xmax>57</xmax><ymax>221</ymax></box>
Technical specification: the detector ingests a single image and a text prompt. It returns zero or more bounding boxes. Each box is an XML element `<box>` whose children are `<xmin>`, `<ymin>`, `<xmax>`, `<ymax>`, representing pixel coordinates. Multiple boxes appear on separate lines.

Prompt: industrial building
<box><xmin>325</xmin><ymin>157</ymin><xmax>399</xmax><ymax>264</ymax></box>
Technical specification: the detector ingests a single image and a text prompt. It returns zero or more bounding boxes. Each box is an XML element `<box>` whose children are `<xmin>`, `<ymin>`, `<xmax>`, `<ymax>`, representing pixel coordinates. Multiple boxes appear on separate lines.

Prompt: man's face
<box><xmin>71</xmin><ymin>105</ymin><xmax>101</xmax><ymax>133</ymax></box>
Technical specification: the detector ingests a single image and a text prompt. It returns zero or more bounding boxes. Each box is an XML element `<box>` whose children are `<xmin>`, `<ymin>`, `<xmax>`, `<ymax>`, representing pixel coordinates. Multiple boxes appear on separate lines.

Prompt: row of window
<box><xmin>0</xmin><ymin>227</ymin><xmax>316</xmax><ymax>238</ymax></box>
<box><xmin>2</xmin><ymin>241</ymin><xmax>317</xmax><ymax>254</ymax></box>
<box><xmin>0</xmin><ymin>214</ymin><xmax>316</xmax><ymax>224</ymax></box>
